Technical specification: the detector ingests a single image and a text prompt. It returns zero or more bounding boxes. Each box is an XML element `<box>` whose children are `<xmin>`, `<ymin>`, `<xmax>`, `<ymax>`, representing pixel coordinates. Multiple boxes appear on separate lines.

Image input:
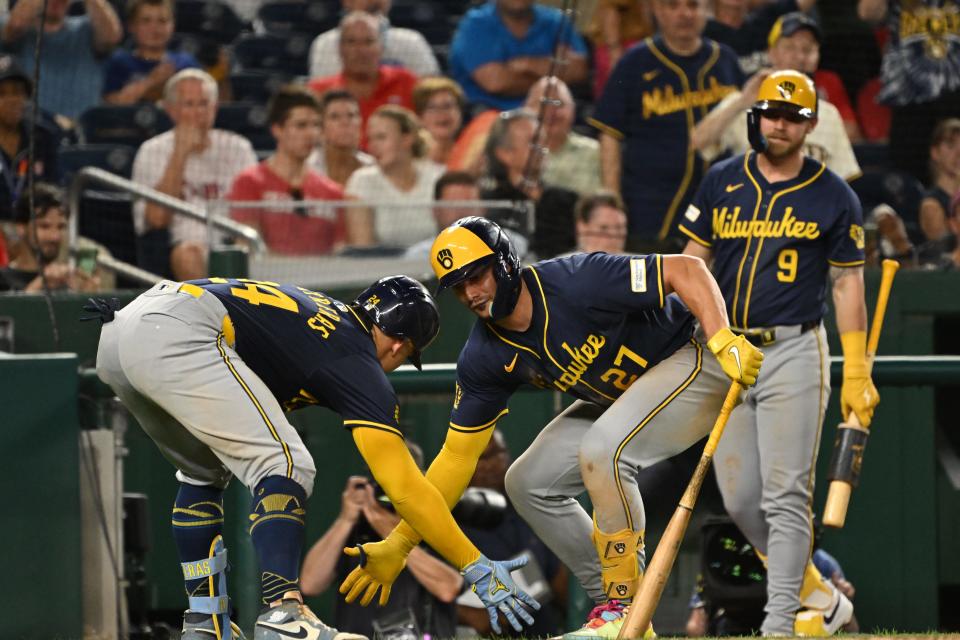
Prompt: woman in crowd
<box><xmin>412</xmin><ymin>77</ymin><xmax>465</xmax><ymax>168</ymax></box>
<box><xmin>344</xmin><ymin>105</ymin><xmax>444</xmax><ymax>249</ymax></box>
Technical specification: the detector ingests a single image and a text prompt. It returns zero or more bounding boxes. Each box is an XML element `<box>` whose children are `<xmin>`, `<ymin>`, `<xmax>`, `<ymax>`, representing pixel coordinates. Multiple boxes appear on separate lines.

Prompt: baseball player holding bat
<box><xmin>89</xmin><ymin>275</ymin><xmax>539</xmax><ymax>640</ymax></box>
<box><xmin>337</xmin><ymin>216</ymin><xmax>763</xmax><ymax>639</ymax></box>
<box><xmin>679</xmin><ymin>70</ymin><xmax>880</xmax><ymax>636</ymax></box>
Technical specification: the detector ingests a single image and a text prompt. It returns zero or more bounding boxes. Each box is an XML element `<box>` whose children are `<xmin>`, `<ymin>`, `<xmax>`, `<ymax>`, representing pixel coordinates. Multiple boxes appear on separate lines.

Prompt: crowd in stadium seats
<box><xmin>0</xmin><ymin>0</ymin><xmax>958</xmax><ymax>289</ymax></box>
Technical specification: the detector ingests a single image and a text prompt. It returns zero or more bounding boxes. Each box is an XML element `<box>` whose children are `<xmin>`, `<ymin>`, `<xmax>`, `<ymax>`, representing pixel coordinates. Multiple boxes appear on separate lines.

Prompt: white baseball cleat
<box><xmin>254</xmin><ymin>599</ymin><xmax>367</xmax><ymax>640</ymax></box>
<box><xmin>794</xmin><ymin>588</ymin><xmax>854</xmax><ymax>636</ymax></box>
<box><xmin>181</xmin><ymin>611</ymin><xmax>247</xmax><ymax>639</ymax></box>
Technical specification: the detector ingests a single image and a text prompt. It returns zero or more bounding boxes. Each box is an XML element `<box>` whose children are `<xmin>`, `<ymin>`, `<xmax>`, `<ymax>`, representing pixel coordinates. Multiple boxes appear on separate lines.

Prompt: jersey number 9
<box><xmin>777</xmin><ymin>249</ymin><xmax>798</xmax><ymax>283</ymax></box>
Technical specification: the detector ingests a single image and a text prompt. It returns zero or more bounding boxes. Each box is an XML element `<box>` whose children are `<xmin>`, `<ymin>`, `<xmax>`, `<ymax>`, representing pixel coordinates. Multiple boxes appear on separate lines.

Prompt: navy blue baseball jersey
<box><xmin>450</xmin><ymin>253</ymin><xmax>695</xmax><ymax>431</ymax></box>
<box><xmin>590</xmin><ymin>35</ymin><xmax>743</xmax><ymax>240</ymax></box>
<box><xmin>192</xmin><ymin>278</ymin><xmax>401</xmax><ymax>436</ymax></box>
<box><xmin>677</xmin><ymin>152</ymin><xmax>865</xmax><ymax>329</ymax></box>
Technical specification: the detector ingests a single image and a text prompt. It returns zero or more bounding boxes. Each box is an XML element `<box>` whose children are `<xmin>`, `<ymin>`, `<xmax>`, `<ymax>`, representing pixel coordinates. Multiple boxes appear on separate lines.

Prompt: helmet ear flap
<box><xmin>747</xmin><ymin>108</ymin><xmax>768</xmax><ymax>153</ymax></box>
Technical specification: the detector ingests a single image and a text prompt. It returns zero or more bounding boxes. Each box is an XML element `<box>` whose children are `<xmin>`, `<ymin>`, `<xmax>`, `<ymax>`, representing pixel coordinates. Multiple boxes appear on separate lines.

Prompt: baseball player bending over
<box><xmin>679</xmin><ymin>70</ymin><xmax>880</xmax><ymax>636</ymax></box>
<box><xmin>337</xmin><ymin>216</ymin><xmax>764</xmax><ymax>639</ymax></box>
<box><xmin>91</xmin><ymin>275</ymin><xmax>539</xmax><ymax>640</ymax></box>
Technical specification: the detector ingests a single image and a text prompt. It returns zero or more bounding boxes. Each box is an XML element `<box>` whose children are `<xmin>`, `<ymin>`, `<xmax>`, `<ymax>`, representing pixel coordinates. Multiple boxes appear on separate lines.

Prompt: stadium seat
<box><xmin>229</xmin><ymin>71</ymin><xmax>292</xmax><ymax>104</ymax></box>
<box><xmin>78</xmin><ymin>104</ymin><xmax>172</xmax><ymax>147</ymax></box>
<box><xmin>232</xmin><ymin>33</ymin><xmax>311</xmax><ymax>77</ymax></box>
<box><xmin>214</xmin><ymin>102</ymin><xmax>274</xmax><ymax>151</ymax></box>
<box><xmin>256</xmin><ymin>0</ymin><xmax>339</xmax><ymax>35</ymax></box>
<box><xmin>174</xmin><ymin>0</ymin><xmax>247</xmax><ymax>44</ymax></box>
<box><xmin>59</xmin><ymin>144</ymin><xmax>136</xmax><ymax>185</ymax></box>
<box><xmin>851</xmin><ymin>169</ymin><xmax>925</xmax><ymax>242</ymax></box>
<box><xmin>389</xmin><ymin>0</ymin><xmax>451</xmax><ymax>46</ymax></box>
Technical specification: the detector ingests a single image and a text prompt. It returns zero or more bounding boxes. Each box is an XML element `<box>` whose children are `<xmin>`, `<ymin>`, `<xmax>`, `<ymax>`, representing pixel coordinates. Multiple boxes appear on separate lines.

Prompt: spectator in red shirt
<box><xmin>307</xmin><ymin>11</ymin><xmax>416</xmax><ymax>150</ymax></box>
<box><xmin>228</xmin><ymin>85</ymin><xmax>346</xmax><ymax>255</ymax></box>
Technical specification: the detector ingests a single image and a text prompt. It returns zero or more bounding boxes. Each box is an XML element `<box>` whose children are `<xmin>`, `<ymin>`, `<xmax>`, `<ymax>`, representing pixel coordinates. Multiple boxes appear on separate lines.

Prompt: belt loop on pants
<box><xmin>732</xmin><ymin>320</ymin><xmax>820</xmax><ymax>347</ymax></box>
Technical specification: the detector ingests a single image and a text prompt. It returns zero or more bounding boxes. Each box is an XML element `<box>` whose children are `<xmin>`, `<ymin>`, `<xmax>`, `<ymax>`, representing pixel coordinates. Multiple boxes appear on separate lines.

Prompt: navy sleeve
<box><xmin>567</xmin><ymin>253</ymin><xmax>666</xmax><ymax>313</ymax></box>
<box><xmin>590</xmin><ymin>47</ymin><xmax>642</xmax><ymax>138</ymax></box>
<box><xmin>449</xmin><ymin>343</ymin><xmax>517</xmax><ymax>432</ymax></box>
<box><xmin>102</xmin><ymin>51</ymin><xmax>132</xmax><ymax>95</ymax></box>
<box><xmin>678</xmin><ymin>164</ymin><xmax>719</xmax><ymax>247</ymax></box>
<box><xmin>309</xmin><ymin>354</ymin><xmax>402</xmax><ymax>437</ymax></box>
<box><xmin>826</xmin><ymin>182</ymin><xmax>866</xmax><ymax>267</ymax></box>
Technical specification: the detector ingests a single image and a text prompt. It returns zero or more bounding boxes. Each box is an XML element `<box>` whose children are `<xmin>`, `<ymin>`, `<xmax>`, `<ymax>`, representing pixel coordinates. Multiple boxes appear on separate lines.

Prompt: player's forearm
<box><xmin>300</xmin><ymin>517</ymin><xmax>355</xmax><ymax>595</ymax></box>
<box><xmin>831</xmin><ymin>266</ymin><xmax>867</xmax><ymax>334</ymax></box>
<box><xmin>85</xmin><ymin>0</ymin><xmax>122</xmax><ymax>52</ymax></box>
<box><xmin>392</xmin><ymin>427</ymin><xmax>494</xmax><ymax>546</ymax></box>
<box><xmin>353</xmin><ymin>428</ymin><xmax>481</xmax><ymax>569</ymax></box>
<box><xmin>406</xmin><ymin>547</ymin><xmax>465</xmax><ymax>602</ymax></box>
<box><xmin>663</xmin><ymin>254</ymin><xmax>729</xmax><ymax>336</ymax></box>
<box><xmin>3</xmin><ymin>0</ymin><xmax>42</xmax><ymax>42</ymax></box>
<box><xmin>599</xmin><ymin>133</ymin><xmax>621</xmax><ymax>193</ymax></box>
<box><xmin>145</xmin><ymin>154</ymin><xmax>189</xmax><ymax>229</ymax></box>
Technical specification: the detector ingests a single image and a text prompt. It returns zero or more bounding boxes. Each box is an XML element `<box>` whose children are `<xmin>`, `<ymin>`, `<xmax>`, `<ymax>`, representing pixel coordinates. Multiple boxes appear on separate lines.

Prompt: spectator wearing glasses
<box><xmin>228</xmin><ymin>85</ymin><xmax>346</xmax><ymax>256</ymax></box>
<box><xmin>308</xmin><ymin>0</ymin><xmax>440</xmax><ymax>79</ymax></box>
<box><xmin>572</xmin><ymin>190</ymin><xmax>628</xmax><ymax>254</ymax></box>
<box><xmin>308</xmin><ymin>11</ymin><xmax>417</xmax><ymax>150</ymax></box>
<box><xmin>412</xmin><ymin>77</ymin><xmax>465</xmax><ymax>168</ymax></box>
<box><xmin>309</xmin><ymin>90</ymin><xmax>374</xmax><ymax>188</ymax></box>
<box><xmin>523</xmin><ymin>76</ymin><xmax>601</xmax><ymax>198</ymax></box>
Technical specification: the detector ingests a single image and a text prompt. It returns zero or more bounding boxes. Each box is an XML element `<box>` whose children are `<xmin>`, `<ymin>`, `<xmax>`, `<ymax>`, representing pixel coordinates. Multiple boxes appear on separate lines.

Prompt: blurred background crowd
<box><xmin>0</xmin><ymin>0</ymin><xmax>958</xmax><ymax>294</ymax></box>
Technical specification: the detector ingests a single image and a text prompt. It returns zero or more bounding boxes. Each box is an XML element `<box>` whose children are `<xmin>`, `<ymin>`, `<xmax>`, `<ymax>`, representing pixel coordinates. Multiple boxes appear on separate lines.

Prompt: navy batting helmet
<box><xmin>353</xmin><ymin>275</ymin><xmax>440</xmax><ymax>370</ymax></box>
<box><xmin>429</xmin><ymin>216</ymin><xmax>522</xmax><ymax>320</ymax></box>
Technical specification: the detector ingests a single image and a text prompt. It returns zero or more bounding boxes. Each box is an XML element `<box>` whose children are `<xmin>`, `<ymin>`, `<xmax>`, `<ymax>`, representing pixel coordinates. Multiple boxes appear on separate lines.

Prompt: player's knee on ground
<box><xmin>249</xmin><ymin>475</ymin><xmax>308</xmax><ymax>604</ymax></box>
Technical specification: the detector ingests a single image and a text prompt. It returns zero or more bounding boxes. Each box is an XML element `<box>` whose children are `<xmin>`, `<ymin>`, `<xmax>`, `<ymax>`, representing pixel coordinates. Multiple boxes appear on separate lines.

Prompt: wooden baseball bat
<box><xmin>617</xmin><ymin>382</ymin><xmax>743</xmax><ymax>640</ymax></box>
<box><xmin>823</xmin><ymin>259</ymin><xmax>899</xmax><ymax>528</ymax></box>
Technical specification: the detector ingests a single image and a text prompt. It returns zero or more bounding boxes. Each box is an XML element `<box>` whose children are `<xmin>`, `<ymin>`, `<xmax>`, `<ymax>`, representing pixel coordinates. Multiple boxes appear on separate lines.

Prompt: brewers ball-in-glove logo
<box><xmin>436</xmin><ymin>248</ymin><xmax>454</xmax><ymax>270</ymax></box>
<box><xmin>615</xmin><ymin>542</ymin><xmax>626</xmax><ymax>554</ymax></box>
<box><xmin>616</xmin><ymin>584</ymin><xmax>628</xmax><ymax>596</ymax></box>
<box><xmin>777</xmin><ymin>80</ymin><xmax>797</xmax><ymax>99</ymax></box>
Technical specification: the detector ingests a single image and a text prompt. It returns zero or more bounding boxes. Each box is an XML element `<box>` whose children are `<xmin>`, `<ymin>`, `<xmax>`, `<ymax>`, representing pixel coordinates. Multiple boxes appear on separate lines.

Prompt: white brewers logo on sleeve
<box><xmin>630</xmin><ymin>258</ymin><xmax>647</xmax><ymax>293</ymax></box>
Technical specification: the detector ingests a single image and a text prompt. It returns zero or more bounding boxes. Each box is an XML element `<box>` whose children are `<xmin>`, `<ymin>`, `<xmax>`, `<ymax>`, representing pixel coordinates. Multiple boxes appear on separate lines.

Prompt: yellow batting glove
<box><xmin>707</xmin><ymin>327</ymin><xmax>764</xmax><ymax>386</ymax></box>
<box><xmin>840</xmin><ymin>331</ymin><xmax>880</xmax><ymax>427</ymax></box>
<box><xmin>339</xmin><ymin>531</ymin><xmax>415</xmax><ymax>606</ymax></box>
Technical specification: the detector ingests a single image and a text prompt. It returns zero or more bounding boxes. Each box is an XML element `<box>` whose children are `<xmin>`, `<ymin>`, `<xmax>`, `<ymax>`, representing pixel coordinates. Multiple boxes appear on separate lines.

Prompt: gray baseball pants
<box><xmin>713</xmin><ymin>325</ymin><xmax>830</xmax><ymax>635</ymax></box>
<box><xmin>95</xmin><ymin>281</ymin><xmax>316</xmax><ymax>494</ymax></box>
<box><xmin>503</xmin><ymin>338</ymin><xmax>730</xmax><ymax>602</ymax></box>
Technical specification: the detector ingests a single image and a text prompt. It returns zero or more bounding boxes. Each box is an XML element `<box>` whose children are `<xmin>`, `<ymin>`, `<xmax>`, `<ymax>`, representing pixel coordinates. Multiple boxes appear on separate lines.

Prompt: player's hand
<box><xmin>841</xmin><ymin>370</ymin><xmax>879</xmax><ymax>427</ymax></box>
<box><xmin>707</xmin><ymin>327</ymin><xmax>764</xmax><ymax>386</ymax></box>
<box><xmin>461</xmin><ymin>554</ymin><xmax>541</xmax><ymax>634</ymax></box>
<box><xmin>339</xmin><ymin>533</ymin><xmax>413</xmax><ymax>606</ymax></box>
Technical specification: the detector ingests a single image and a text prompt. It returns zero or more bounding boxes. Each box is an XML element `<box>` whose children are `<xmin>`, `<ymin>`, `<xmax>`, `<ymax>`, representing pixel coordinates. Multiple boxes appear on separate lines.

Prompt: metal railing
<box><xmin>67</xmin><ymin>167</ymin><xmax>267</xmax><ymax>253</ymax></box>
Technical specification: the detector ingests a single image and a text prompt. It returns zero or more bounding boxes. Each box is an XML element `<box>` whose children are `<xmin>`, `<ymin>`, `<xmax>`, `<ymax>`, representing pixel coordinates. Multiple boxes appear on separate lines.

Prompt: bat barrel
<box><xmin>824</xmin><ymin>481</ymin><xmax>852</xmax><ymax>527</ymax></box>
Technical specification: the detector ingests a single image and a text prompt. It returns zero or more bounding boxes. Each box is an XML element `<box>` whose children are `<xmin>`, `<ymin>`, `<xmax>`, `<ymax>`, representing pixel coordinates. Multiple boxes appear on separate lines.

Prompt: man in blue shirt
<box><xmin>1</xmin><ymin>0</ymin><xmax>122</xmax><ymax>121</ymax></box>
<box><xmin>450</xmin><ymin>0</ymin><xmax>588</xmax><ymax>110</ymax></box>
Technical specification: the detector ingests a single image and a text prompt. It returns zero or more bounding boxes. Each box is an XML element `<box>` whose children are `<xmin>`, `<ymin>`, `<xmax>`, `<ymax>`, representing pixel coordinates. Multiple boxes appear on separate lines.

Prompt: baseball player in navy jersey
<box><xmin>91</xmin><ymin>275</ymin><xmax>539</xmax><ymax>640</ymax></box>
<box><xmin>590</xmin><ymin>0</ymin><xmax>743</xmax><ymax>244</ymax></box>
<box><xmin>679</xmin><ymin>70</ymin><xmax>880</xmax><ymax>636</ymax></box>
<box><xmin>335</xmin><ymin>216</ymin><xmax>764</xmax><ymax>639</ymax></box>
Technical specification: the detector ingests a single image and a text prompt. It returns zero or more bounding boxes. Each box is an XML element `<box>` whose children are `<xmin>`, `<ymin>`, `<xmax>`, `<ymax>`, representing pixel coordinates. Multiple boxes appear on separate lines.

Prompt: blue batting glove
<box><xmin>461</xmin><ymin>553</ymin><xmax>541</xmax><ymax>634</ymax></box>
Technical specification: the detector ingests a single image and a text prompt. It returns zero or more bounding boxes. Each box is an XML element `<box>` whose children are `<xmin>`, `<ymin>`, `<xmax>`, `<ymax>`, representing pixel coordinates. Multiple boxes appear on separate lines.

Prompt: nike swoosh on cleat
<box><xmin>256</xmin><ymin>623</ymin><xmax>312</xmax><ymax>639</ymax></box>
<box><xmin>823</xmin><ymin>598</ymin><xmax>841</xmax><ymax>626</ymax></box>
